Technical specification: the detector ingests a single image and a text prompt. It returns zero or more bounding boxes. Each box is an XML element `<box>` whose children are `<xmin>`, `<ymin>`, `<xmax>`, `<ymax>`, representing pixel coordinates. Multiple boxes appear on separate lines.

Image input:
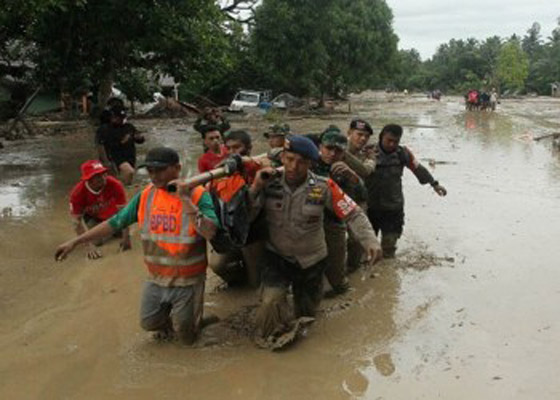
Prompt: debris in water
<box><xmin>254</xmin><ymin>317</ymin><xmax>315</xmax><ymax>351</ymax></box>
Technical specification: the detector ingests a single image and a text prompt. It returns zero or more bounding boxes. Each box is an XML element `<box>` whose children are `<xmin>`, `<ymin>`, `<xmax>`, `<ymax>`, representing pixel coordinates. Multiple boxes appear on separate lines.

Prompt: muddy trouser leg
<box><xmin>242</xmin><ymin>240</ymin><xmax>265</xmax><ymax>288</ymax></box>
<box><xmin>323</xmin><ymin>220</ymin><xmax>349</xmax><ymax>292</ymax></box>
<box><xmin>255</xmin><ymin>250</ymin><xmax>292</xmax><ymax>338</ymax></box>
<box><xmin>292</xmin><ymin>258</ymin><xmax>328</xmax><ymax>318</ymax></box>
<box><xmin>380</xmin><ymin>233</ymin><xmax>399</xmax><ymax>258</ymax></box>
<box><xmin>140</xmin><ymin>281</ymin><xmax>205</xmax><ymax>345</ymax></box>
<box><xmin>207</xmin><ymin>243</ymin><xmax>244</xmax><ymax>285</ymax></box>
<box><xmin>169</xmin><ymin>280</ymin><xmax>205</xmax><ymax>345</ymax></box>
<box><xmin>140</xmin><ymin>281</ymin><xmax>173</xmax><ymax>334</ymax></box>
<box><xmin>367</xmin><ymin>208</ymin><xmax>404</xmax><ymax>258</ymax></box>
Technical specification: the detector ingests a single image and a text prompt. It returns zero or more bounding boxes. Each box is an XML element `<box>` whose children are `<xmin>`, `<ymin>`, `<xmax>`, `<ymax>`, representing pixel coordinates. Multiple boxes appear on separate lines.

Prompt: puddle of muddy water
<box><xmin>1</xmin><ymin>93</ymin><xmax>560</xmax><ymax>400</ymax></box>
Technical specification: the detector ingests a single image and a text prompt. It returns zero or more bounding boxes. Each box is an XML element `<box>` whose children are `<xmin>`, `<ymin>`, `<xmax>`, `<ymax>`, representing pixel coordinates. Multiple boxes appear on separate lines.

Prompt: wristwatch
<box><xmin>431</xmin><ymin>180</ymin><xmax>439</xmax><ymax>187</ymax></box>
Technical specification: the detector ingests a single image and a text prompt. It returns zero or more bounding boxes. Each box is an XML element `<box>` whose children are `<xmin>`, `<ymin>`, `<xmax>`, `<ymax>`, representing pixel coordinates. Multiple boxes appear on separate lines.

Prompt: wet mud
<box><xmin>1</xmin><ymin>92</ymin><xmax>560</xmax><ymax>399</ymax></box>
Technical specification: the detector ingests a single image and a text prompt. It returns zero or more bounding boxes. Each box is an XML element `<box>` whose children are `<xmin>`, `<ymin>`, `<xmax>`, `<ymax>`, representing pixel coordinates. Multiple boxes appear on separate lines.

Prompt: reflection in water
<box><xmin>0</xmin><ymin>174</ymin><xmax>53</xmax><ymax>218</ymax></box>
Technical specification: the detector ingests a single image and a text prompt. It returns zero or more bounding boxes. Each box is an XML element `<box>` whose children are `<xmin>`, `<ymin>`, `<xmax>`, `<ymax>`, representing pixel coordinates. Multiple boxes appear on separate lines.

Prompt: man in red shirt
<box><xmin>197</xmin><ymin>126</ymin><xmax>228</xmax><ymax>172</ymax></box>
<box><xmin>69</xmin><ymin>160</ymin><xmax>131</xmax><ymax>259</ymax></box>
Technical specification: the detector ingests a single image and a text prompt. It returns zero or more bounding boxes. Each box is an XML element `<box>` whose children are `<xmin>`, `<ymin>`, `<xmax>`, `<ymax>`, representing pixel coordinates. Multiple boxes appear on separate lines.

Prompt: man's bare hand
<box><xmin>86</xmin><ymin>244</ymin><xmax>102</xmax><ymax>260</ymax></box>
<box><xmin>252</xmin><ymin>167</ymin><xmax>277</xmax><ymax>192</ymax></box>
<box><xmin>364</xmin><ymin>244</ymin><xmax>383</xmax><ymax>265</ymax></box>
<box><xmin>119</xmin><ymin>236</ymin><xmax>132</xmax><ymax>252</ymax></box>
<box><xmin>433</xmin><ymin>184</ymin><xmax>447</xmax><ymax>197</ymax></box>
<box><xmin>331</xmin><ymin>161</ymin><xmax>360</xmax><ymax>183</ymax></box>
<box><xmin>54</xmin><ymin>239</ymin><xmax>78</xmax><ymax>262</ymax></box>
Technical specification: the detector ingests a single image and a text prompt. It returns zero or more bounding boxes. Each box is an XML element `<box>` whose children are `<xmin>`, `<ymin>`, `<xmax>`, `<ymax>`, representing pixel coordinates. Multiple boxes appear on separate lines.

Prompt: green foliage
<box><xmin>394</xmin><ymin>19</ymin><xmax>559</xmax><ymax>95</ymax></box>
<box><xmin>116</xmin><ymin>68</ymin><xmax>156</xmax><ymax>108</ymax></box>
<box><xmin>251</xmin><ymin>0</ymin><xmax>398</xmax><ymax>98</ymax></box>
<box><xmin>1</xmin><ymin>0</ymin><xmax>233</xmax><ymax>107</ymax></box>
<box><xmin>497</xmin><ymin>37</ymin><xmax>529</xmax><ymax>92</ymax></box>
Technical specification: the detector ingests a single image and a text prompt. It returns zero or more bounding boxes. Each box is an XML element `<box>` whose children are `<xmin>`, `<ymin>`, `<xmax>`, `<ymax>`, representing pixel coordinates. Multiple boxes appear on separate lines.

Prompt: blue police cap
<box><xmin>284</xmin><ymin>134</ymin><xmax>319</xmax><ymax>161</ymax></box>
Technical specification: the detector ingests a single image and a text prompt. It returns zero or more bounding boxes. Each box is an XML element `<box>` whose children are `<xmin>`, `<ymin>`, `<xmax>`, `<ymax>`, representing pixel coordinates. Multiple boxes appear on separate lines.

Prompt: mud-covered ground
<box><xmin>1</xmin><ymin>92</ymin><xmax>560</xmax><ymax>399</ymax></box>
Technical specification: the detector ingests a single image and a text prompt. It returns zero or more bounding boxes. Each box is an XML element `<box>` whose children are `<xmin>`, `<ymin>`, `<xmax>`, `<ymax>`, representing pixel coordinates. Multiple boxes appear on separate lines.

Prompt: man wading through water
<box><xmin>249</xmin><ymin>135</ymin><xmax>382</xmax><ymax>347</ymax></box>
<box><xmin>55</xmin><ymin>147</ymin><xmax>219</xmax><ymax>344</ymax></box>
<box><xmin>367</xmin><ymin>124</ymin><xmax>447</xmax><ymax>257</ymax></box>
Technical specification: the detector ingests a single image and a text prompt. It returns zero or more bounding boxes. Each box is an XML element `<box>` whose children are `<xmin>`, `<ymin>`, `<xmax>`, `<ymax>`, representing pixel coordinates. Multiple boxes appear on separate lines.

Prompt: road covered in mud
<box><xmin>1</xmin><ymin>92</ymin><xmax>560</xmax><ymax>399</ymax></box>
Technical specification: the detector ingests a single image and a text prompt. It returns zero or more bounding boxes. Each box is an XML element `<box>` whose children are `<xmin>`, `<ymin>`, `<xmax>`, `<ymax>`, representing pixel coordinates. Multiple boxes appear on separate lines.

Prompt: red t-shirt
<box><xmin>198</xmin><ymin>146</ymin><xmax>228</xmax><ymax>173</ymax></box>
<box><xmin>69</xmin><ymin>175</ymin><xmax>127</xmax><ymax>221</ymax></box>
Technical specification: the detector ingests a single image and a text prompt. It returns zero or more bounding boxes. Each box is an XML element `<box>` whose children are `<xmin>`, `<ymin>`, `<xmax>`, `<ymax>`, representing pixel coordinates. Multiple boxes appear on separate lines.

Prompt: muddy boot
<box><xmin>324</xmin><ymin>279</ymin><xmax>351</xmax><ymax>298</ymax></box>
<box><xmin>381</xmin><ymin>233</ymin><xmax>399</xmax><ymax>258</ymax></box>
<box><xmin>255</xmin><ymin>286</ymin><xmax>291</xmax><ymax>340</ymax></box>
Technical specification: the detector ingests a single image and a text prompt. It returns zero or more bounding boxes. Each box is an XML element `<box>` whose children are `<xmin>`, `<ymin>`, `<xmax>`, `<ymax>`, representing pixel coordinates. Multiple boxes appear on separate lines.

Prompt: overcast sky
<box><xmin>386</xmin><ymin>0</ymin><xmax>560</xmax><ymax>59</ymax></box>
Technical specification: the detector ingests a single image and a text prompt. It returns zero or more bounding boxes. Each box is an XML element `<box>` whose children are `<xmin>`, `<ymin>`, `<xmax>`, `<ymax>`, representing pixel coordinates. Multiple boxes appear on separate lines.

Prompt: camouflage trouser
<box><xmin>324</xmin><ymin>219</ymin><xmax>348</xmax><ymax>291</ymax></box>
<box><xmin>207</xmin><ymin>240</ymin><xmax>264</xmax><ymax>288</ymax></box>
<box><xmin>255</xmin><ymin>250</ymin><xmax>327</xmax><ymax>338</ymax></box>
<box><xmin>140</xmin><ymin>280</ymin><xmax>205</xmax><ymax>345</ymax></box>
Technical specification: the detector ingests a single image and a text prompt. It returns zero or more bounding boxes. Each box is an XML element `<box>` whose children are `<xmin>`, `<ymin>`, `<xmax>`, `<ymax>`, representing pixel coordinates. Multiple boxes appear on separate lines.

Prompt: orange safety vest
<box><xmin>137</xmin><ymin>184</ymin><xmax>207</xmax><ymax>279</ymax></box>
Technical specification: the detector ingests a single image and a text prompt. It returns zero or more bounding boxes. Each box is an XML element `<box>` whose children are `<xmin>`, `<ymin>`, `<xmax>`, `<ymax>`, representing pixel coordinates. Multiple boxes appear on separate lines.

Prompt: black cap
<box><xmin>138</xmin><ymin>147</ymin><xmax>180</xmax><ymax>168</ymax></box>
<box><xmin>349</xmin><ymin>118</ymin><xmax>373</xmax><ymax>136</ymax></box>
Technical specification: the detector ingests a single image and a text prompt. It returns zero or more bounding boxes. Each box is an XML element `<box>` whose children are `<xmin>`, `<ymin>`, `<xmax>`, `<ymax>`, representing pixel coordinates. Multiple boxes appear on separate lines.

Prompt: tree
<box><xmin>252</xmin><ymin>0</ymin><xmax>398</xmax><ymax>99</ymax></box>
<box><xmin>1</xmin><ymin>0</ymin><xmax>236</xmax><ymax>109</ymax></box>
<box><xmin>496</xmin><ymin>38</ymin><xmax>529</xmax><ymax>92</ymax></box>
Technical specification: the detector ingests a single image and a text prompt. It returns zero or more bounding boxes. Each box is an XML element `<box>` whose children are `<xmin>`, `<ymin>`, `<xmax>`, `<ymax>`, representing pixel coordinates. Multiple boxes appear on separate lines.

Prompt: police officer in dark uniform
<box><xmin>250</xmin><ymin>135</ymin><xmax>381</xmax><ymax>344</ymax></box>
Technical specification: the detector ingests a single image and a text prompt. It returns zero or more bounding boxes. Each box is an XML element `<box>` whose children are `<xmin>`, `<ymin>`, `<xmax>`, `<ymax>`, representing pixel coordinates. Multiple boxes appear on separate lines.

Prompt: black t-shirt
<box><xmin>95</xmin><ymin>123</ymin><xmax>139</xmax><ymax>166</ymax></box>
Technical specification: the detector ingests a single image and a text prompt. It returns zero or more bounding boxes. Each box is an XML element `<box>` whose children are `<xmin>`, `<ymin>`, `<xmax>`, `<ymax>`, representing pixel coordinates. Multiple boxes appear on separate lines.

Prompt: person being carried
<box><xmin>197</xmin><ymin>125</ymin><xmax>228</xmax><ymax>173</ymax></box>
<box><xmin>250</xmin><ymin>135</ymin><xmax>382</xmax><ymax>346</ymax></box>
<box><xmin>366</xmin><ymin>124</ymin><xmax>447</xmax><ymax>258</ymax></box>
<box><xmin>69</xmin><ymin>160</ymin><xmax>131</xmax><ymax>259</ymax></box>
<box><xmin>56</xmin><ymin>147</ymin><xmax>219</xmax><ymax>345</ymax></box>
<box><xmin>95</xmin><ymin>105</ymin><xmax>145</xmax><ymax>185</ymax></box>
<box><xmin>312</xmin><ymin>126</ymin><xmax>368</xmax><ymax>296</ymax></box>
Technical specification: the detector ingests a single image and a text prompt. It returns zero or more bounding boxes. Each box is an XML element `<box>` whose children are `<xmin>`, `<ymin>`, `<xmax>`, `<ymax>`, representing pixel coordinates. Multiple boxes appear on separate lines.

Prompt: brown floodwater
<box><xmin>1</xmin><ymin>92</ymin><xmax>560</xmax><ymax>399</ymax></box>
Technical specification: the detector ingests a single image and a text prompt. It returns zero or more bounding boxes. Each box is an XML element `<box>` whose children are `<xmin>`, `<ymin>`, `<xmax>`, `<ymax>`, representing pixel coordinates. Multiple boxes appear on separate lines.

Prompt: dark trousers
<box><xmin>256</xmin><ymin>250</ymin><xmax>327</xmax><ymax>338</ymax></box>
<box><xmin>367</xmin><ymin>208</ymin><xmax>404</xmax><ymax>257</ymax></box>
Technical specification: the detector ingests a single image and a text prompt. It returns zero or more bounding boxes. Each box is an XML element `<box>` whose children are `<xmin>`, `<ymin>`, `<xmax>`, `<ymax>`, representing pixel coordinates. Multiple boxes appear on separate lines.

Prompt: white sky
<box><xmin>386</xmin><ymin>0</ymin><xmax>560</xmax><ymax>59</ymax></box>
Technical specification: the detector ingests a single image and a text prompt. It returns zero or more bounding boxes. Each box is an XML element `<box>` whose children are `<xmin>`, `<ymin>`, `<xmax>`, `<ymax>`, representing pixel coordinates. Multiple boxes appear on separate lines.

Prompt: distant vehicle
<box><xmin>271</xmin><ymin>93</ymin><xmax>304</xmax><ymax>110</ymax></box>
<box><xmin>229</xmin><ymin>90</ymin><xmax>272</xmax><ymax>112</ymax></box>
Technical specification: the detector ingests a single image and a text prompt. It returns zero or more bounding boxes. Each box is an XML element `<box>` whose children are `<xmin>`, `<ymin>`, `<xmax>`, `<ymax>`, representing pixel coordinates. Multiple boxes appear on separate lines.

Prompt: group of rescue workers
<box><xmin>54</xmin><ymin>104</ymin><xmax>447</xmax><ymax>348</ymax></box>
<box><xmin>465</xmin><ymin>88</ymin><xmax>499</xmax><ymax>111</ymax></box>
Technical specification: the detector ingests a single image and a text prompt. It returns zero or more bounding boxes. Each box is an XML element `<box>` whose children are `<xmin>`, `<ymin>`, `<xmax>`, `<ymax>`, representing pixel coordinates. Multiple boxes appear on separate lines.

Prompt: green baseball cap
<box><xmin>320</xmin><ymin>126</ymin><xmax>347</xmax><ymax>150</ymax></box>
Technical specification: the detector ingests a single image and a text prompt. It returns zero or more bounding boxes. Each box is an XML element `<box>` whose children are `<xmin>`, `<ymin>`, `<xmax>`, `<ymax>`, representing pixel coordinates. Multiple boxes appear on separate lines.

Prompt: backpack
<box><xmin>208</xmin><ymin>174</ymin><xmax>251</xmax><ymax>254</ymax></box>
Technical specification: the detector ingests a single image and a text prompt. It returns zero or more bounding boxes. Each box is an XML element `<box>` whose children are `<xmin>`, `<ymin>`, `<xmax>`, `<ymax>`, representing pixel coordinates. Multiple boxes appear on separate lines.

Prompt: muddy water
<box><xmin>1</xmin><ymin>92</ymin><xmax>560</xmax><ymax>399</ymax></box>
